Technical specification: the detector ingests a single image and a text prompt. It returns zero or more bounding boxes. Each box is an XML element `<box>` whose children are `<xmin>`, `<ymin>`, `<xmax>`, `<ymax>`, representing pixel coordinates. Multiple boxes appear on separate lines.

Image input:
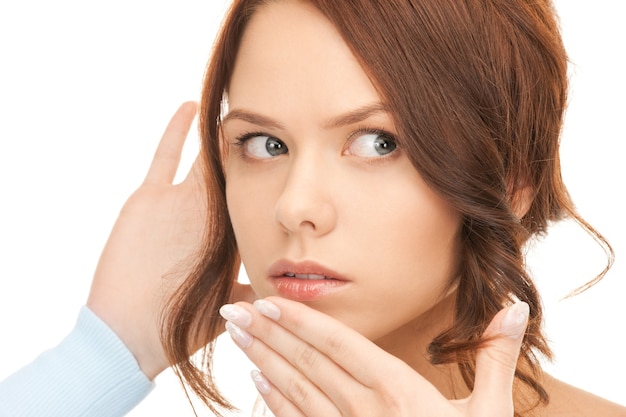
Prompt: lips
<box><xmin>269</xmin><ymin>259</ymin><xmax>346</xmax><ymax>280</ymax></box>
<box><xmin>268</xmin><ymin>259</ymin><xmax>348</xmax><ymax>301</ymax></box>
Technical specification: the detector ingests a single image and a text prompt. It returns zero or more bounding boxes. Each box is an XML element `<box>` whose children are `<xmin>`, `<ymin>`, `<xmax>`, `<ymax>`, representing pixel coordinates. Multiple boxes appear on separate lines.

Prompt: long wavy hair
<box><xmin>162</xmin><ymin>1</ymin><xmax>612</xmax><ymax>415</ymax></box>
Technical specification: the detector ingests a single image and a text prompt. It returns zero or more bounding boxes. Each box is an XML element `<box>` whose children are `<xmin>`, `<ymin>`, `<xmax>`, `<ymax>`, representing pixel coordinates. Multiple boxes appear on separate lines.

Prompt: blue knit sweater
<box><xmin>0</xmin><ymin>307</ymin><xmax>153</xmax><ymax>416</ymax></box>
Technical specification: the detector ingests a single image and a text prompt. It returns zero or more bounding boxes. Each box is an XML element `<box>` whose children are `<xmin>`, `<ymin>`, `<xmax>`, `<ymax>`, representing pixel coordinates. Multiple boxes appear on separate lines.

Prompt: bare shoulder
<box><xmin>536</xmin><ymin>374</ymin><xmax>626</xmax><ymax>417</ymax></box>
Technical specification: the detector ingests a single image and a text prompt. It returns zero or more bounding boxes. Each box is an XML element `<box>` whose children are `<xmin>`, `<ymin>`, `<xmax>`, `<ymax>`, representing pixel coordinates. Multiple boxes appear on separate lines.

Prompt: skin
<box><xmin>219</xmin><ymin>1</ymin><xmax>515</xmax><ymax>413</ymax></box>
<box><xmin>223</xmin><ymin>0</ymin><xmax>461</xmax><ymax>356</ymax></box>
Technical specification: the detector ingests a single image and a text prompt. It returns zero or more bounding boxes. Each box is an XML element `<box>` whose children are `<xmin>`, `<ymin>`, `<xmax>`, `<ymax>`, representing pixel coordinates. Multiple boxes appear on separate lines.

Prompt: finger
<box><xmin>255</xmin><ymin>297</ymin><xmax>425</xmax><ymax>390</ymax></box>
<box><xmin>222</xmin><ymin>318</ymin><xmax>340</xmax><ymax>417</ymax></box>
<box><xmin>234</xmin><ymin>301</ymin><xmax>369</xmax><ymax>412</ymax></box>
<box><xmin>471</xmin><ymin>301</ymin><xmax>529</xmax><ymax>413</ymax></box>
<box><xmin>250</xmin><ymin>370</ymin><xmax>310</xmax><ymax>417</ymax></box>
<box><xmin>144</xmin><ymin>101</ymin><xmax>197</xmax><ymax>185</ymax></box>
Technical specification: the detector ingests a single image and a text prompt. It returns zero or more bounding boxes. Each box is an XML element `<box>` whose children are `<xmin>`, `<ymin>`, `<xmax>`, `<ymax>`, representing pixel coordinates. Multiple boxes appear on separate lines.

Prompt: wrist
<box><xmin>86</xmin><ymin>299</ymin><xmax>168</xmax><ymax>380</ymax></box>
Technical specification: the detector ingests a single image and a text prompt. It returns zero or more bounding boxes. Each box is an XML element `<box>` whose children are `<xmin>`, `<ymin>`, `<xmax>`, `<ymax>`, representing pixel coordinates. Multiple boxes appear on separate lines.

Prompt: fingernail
<box><xmin>501</xmin><ymin>301</ymin><xmax>529</xmax><ymax>339</ymax></box>
<box><xmin>251</xmin><ymin>370</ymin><xmax>271</xmax><ymax>395</ymax></box>
<box><xmin>219</xmin><ymin>304</ymin><xmax>252</xmax><ymax>328</ymax></box>
<box><xmin>253</xmin><ymin>299</ymin><xmax>281</xmax><ymax>321</ymax></box>
<box><xmin>225</xmin><ymin>321</ymin><xmax>253</xmax><ymax>348</ymax></box>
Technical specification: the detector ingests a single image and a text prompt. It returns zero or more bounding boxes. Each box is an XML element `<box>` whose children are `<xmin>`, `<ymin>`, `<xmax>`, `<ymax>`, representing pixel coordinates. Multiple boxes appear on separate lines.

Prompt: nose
<box><xmin>274</xmin><ymin>155</ymin><xmax>337</xmax><ymax>237</ymax></box>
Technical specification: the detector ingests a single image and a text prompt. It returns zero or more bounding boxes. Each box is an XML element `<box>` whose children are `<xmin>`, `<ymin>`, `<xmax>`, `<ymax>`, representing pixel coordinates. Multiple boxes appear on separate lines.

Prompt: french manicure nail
<box><xmin>251</xmin><ymin>370</ymin><xmax>271</xmax><ymax>395</ymax></box>
<box><xmin>225</xmin><ymin>321</ymin><xmax>253</xmax><ymax>348</ymax></box>
<box><xmin>219</xmin><ymin>304</ymin><xmax>252</xmax><ymax>328</ymax></box>
<box><xmin>501</xmin><ymin>301</ymin><xmax>529</xmax><ymax>339</ymax></box>
<box><xmin>253</xmin><ymin>299</ymin><xmax>281</xmax><ymax>321</ymax></box>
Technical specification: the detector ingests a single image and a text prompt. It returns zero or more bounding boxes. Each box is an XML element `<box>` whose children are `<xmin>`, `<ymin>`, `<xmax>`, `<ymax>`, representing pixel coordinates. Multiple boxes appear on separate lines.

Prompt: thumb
<box><xmin>471</xmin><ymin>301</ymin><xmax>529</xmax><ymax>413</ymax></box>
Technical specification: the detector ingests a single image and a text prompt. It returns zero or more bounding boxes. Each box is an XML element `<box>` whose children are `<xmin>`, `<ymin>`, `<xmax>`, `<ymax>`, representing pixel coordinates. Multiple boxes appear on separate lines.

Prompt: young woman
<box><xmin>155</xmin><ymin>0</ymin><xmax>626</xmax><ymax>416</ymax></box>
<box><xmin>0</xmin><ymin>0</ymin><xmax>624</xmax><ymax>416</ymax></box>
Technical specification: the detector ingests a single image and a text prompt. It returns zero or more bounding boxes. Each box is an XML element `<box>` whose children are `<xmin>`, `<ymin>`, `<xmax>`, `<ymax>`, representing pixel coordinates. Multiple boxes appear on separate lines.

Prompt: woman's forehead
<box><xmin>228</xmin><ymin>0</ymin><xmax>383</xmax><ymax>127</ymax></box>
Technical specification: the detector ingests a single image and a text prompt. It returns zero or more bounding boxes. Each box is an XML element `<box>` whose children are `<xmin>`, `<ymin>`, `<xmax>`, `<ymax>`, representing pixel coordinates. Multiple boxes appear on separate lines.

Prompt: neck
<box><xmin>373</xmin><ymin>293</ymin><xmax>471</xmax><ymax>399</ymax></box>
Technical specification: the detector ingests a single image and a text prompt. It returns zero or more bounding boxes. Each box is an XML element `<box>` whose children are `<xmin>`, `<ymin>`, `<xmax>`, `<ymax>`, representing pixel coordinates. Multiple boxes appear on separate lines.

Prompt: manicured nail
<box><xmin>501</xmin><ymin>301</ymin><xmax>529</xmax><ymax>339</ymax></box>
<box><xmin>251</xmin><ymin>370</ymin><xmax>271</xmax><ymax>395</ymax></box>
<box><xmin>219</xmin><ymin>304</ymin><xmax>252</xmax><ymax>328</ymax></box>
<box><xmin>253</xmin><ymin>299</ymin><xmax>281</xmax><ymax>321</ymax></box>
<box><xmin>225</xmin><ymin>321</ymin><xmax>253</xmax><ymax>348</ymax></box>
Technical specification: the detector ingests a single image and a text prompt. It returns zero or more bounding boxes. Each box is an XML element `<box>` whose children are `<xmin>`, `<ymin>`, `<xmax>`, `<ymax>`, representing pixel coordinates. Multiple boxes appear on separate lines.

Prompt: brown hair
<box><xmin>162</xmin><ymin>0</ymin><xmax>613</xmax><ymax>415</ymax></box>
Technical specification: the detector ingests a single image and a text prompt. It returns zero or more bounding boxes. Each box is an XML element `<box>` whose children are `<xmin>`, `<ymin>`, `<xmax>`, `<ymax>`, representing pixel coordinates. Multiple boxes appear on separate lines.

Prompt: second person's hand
<box><xmin>87</xmin><ymin>102</ymin><xmax>254</xmax><ymax>379</ymax></box>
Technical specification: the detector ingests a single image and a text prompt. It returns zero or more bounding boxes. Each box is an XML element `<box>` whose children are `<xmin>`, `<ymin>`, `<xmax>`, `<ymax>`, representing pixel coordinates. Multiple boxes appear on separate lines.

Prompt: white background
<box><xmin>0</xmin><ymin>1</ymin><xmax>624</xmax><ymax>415</ymax></box>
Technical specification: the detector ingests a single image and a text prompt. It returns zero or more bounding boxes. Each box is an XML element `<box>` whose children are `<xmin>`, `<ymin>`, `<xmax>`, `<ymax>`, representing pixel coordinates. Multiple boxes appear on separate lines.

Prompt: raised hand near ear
<box><xmin>220</xmin><ymin>297</ymin><xmax>529</xmax><ymax>417</ymax></box>
<box><xmin>87</xmin><ymin>102</ymin><xmax>254</xmax><ymax>380</ymax></box>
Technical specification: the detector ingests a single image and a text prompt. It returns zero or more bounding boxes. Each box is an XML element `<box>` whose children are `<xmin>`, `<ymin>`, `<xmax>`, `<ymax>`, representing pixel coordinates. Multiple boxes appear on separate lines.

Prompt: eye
<box><xmin>346</xmin><ymin>130</ymin><xmax>398</xmax><ymax>158</ymax></box>
<box><xmin>237</xmin><ymin>134</ymin><xmax>288</xmax><ymax>159</ymax></box>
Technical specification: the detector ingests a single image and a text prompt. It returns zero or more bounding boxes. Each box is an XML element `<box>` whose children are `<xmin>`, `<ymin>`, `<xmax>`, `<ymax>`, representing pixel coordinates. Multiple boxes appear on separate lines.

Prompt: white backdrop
<box><xmin>0</xmin><ymin>1</ymin><xmax>623</xmax><ymax>415</ymax></box>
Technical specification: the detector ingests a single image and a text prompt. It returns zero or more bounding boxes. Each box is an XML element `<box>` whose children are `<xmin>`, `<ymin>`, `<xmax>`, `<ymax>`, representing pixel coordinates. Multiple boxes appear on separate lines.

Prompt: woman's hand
<box><xmin>87</xmin><ymin>102</ymin><xmax>253</xmax><ymax>379</ymax></box>
<box><xmin>220</xmin><ymin>297</ymin><xmax>529</xmax><ymax>417</ymax></box>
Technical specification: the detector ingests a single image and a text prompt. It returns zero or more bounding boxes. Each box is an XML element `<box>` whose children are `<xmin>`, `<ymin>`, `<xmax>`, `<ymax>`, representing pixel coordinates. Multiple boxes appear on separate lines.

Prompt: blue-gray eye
<box><xmin>244</xmin><ymin>135</ymin><xmax>288</xmax><ymax>159</ymax></box>
<box><xmin>265</xmin><ymin>137</ymin><xmax>287</xmax><ymax>156</ymax></box>
<box><xmin>347</xmin><ymin>132</ymin><xmax>397</xmax><ymax>157</ymax></box>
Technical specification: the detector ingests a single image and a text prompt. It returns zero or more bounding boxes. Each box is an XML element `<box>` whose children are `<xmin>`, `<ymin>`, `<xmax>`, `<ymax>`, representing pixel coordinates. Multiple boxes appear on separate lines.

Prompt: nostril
<box><xmin>300</xmin><ymin>220</ymin><xmax>316</xmax><ymax>230</ymax></box>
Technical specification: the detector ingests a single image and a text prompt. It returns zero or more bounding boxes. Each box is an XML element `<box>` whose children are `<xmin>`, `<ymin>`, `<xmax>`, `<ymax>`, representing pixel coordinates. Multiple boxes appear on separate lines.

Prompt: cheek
<box><xmin>226</xmin><ymin>158</ymin><xmax>265</xmax><ymax>236</ymax></box>
<box><xmin>388</xmin><ymin>182</ymin><xmax>461</xmax><ymax>291</ymax></box>
<box><xmin>346</xmin><ymin>166</ymin><xmax>460</xmax><ymax>271</ymax></box>
<box><xmin>335</xmin><ymin>175</ymin><xmax>460</xmax><ymax>336</ymax></box>
<box><xmin>226</xmin><ymin>172</ymin><xmax>281</xmax><ymax>282</ymax></box>
<box><xmin>226</xmin><ymin>181</ymin><xmax>262</xmax><ymax>251</ymax></box>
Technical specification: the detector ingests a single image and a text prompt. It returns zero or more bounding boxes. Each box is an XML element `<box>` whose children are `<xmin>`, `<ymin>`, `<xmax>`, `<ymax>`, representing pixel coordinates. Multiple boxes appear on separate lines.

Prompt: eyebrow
<box><xmin>221</xmin><ymin>103</ymin><xmax>391</xmax><ymax>130</ymax></box>
<box><xmin>222</xmin><ymin>109</ymin><xmax>285</xmax><ymax>130</ymax></box>
<box><xmin>323</xmin><ymin>103</ymin><xmax>390</xmax><ymax>129</ymax></box>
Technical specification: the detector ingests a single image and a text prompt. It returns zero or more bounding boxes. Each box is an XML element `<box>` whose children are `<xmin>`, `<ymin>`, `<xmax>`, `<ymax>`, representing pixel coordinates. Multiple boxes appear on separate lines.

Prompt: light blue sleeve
<box><xmin>0</xmin><ymin>307</ymin><xmax>154</xmax><ymax>417</ymax></box>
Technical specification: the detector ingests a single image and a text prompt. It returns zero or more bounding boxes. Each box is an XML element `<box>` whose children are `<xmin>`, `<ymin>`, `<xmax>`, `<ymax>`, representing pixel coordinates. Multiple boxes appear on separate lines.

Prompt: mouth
<box><xmin>268</xmin><ymin>260</ymin><xmax>348</xmax><ymax>301</ymax></box>
<box><xmin>283</xmin><ymin>272</ymin><xmax>334</xmax><ymax>280</ymax></box>
<box><xmin>269</xmin><ymin>259</ymin><xmax>347</xmax><ymax>281</ymax></box>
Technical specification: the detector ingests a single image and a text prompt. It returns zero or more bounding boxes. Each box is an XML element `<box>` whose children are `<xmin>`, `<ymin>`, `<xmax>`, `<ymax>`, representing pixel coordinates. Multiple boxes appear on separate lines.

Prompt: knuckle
<box><xmin>483</xmin><ymin>346</ymin><xmax>517</xmax><ymax>373</ymax></box>
<box><xmin>374</xmin><ymin>383</ymin><xmax>403</xmax><ymax>410</ymax></box>
<box><xmin>322</xmin><ymin>331</ymin><xmax>346</xmax><ymax>357</ymax></box>
<box><xmin>294</xmin><ymin>343</ymin><xmax>320</xmax><ymax>371</ymax></box>
<box><xmin>285</xmin><ymin>377</ymin><xmax>310</xmax><ymax>406</ymax></box>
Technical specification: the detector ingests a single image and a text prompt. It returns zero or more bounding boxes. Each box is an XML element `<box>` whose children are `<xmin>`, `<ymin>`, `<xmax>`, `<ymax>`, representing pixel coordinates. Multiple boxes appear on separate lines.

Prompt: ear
<box><xmin>508</xmin><ymin>179</ymin><xmax>534</xmax><ymax>220</ymax></box>
<box><xmin>506</xmin><ymin>168</ymin><xmax>535</xmax><ymax>220</ymax></box>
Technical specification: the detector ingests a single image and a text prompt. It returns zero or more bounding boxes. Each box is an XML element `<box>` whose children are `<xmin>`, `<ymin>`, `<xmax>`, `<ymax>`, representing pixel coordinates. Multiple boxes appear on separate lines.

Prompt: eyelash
<box><xmin>348</xmin><ymin>126</ymin><xmax>397</xmax><ymax>144</ymax></box>
<box><xmin>233</xmin><ymin>130</ymin><xmax>271</xmax><ymax>147</ymax></box>
<box><xmin>346</xmin><ymin>126</ymin><xmax>401</xmax><ymax>163</ymax></box>
<box><xmin>231</xmin><ymin>130</ymin><xmax>274</xmax><ymax>161</ymax></box>
<box><xmin>231</xmin><ymin>126</ymin><xmax>400</xmax><ymax>159</ymax></box>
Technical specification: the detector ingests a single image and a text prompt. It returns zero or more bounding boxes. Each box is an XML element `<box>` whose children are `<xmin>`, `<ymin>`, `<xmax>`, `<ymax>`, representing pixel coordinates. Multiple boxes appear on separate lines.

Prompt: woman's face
<box><xmin>224</xmin><ymin>0</ymin><xmax>461</xmax><ymax>342</ymax></box>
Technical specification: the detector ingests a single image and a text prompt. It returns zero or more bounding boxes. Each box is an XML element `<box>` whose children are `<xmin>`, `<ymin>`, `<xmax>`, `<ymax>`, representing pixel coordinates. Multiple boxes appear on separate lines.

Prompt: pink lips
<box><xmin>268</xmin><ymin>259</ymin><xmax>349</xmax><ymax>301</ymax></box>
